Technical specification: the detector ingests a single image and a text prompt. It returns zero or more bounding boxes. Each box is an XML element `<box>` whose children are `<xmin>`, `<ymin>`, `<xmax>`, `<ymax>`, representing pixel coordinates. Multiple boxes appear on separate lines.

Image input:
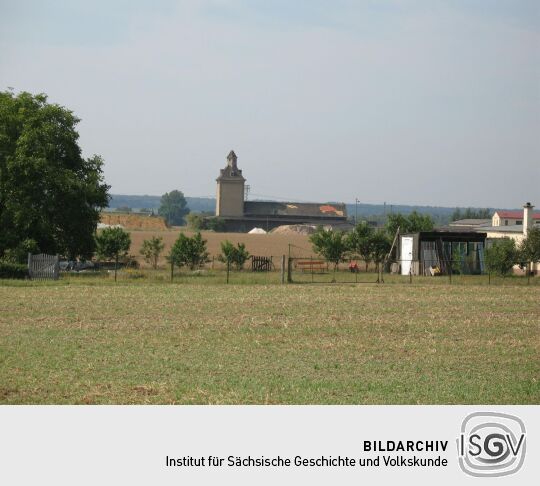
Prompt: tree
<box><xmin>140</xmin><ymin>236</ymin><xmax>164</xmax><ymax>269</ymax></box>
<box><xmin>206</xmin><ymin>217</ymin><xmax>226</xmax><ymax>232</ymax></box>
<box><xmin>519</xmin><ymin>228</ymin><xmax>540</xmax><ymax>274</ymax></box>
<box><xmin>346</xmin><ymin>222</ymin><xmax>374</xmax><ymax>271</ymax></box>
<box><xmin>95</xmin><ymin>227</ymin><xmax>131</xmax><ymax>281</ymax></box>
<box><xmin>484</xmin><ymin>238</ymin><xmax>517</xmax><ymax>277</ymax></box>
<box><xmin>219</xmin><ymin>240</ymin><xmax>250</xmax><ymax>270</ymax></box>
<box><xmin>451</xmin><ymin>207</ymin><xmax>491</xmax><ymax>221</ymax></box>
<box><xmin>385</xmin><ymin>211</ymin><xmax>434</xmax><ymax>237</ymax></box>
<box><xmin>0</xmin><ymin>90</ymin><xmax>110</xmax><ymax>261</ymax></box>
<box><xmin>158</xmin><ymin>190</ymin><xmax>189</xmax><ymax>226</ymax></box>
<box><xmin>369</xmin><ymin>230</ymin><xmax>392</xmax><ymax>282</ymax></box>
<box><xmin>169</xmin><ymin>232</ymin><xmax>209</xmax><ymax>271</ymax></box>
<box><xmin>186</xmin><ymin>213</ymin><xmax>205</xmax><ymax>230</ymax></box>
<box><xmin>310</xmin><ymin>228</ymin><xmax>348</xmax><ymax>280</ymax></box>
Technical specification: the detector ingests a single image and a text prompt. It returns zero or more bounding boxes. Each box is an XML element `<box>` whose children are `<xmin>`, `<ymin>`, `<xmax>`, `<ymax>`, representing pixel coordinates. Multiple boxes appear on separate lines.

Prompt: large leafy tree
<box><xmin>0</xmin><ymin>90</ymin><xmax>109</xmax><ymax>260</ymax></box>
<box><xmin>159</xmin><ymin>190</ymin><xmax>190</xmax><ymax>226</ymax></box>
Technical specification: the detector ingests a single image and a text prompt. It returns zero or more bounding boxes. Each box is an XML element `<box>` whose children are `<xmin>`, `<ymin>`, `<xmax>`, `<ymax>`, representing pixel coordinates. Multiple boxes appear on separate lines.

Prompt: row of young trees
<box><xmin>96</xmin><ymin>227</ymin><xmax>251</xmax><ymax>274</ymax></box>
<box><xmin>309</xmin><ymin>223</ymin><xmax>392</xmax><ymax>278</ymax></box>
<box><xmin>97</xmin><ymin>225</ymin><xmax>540</xmax><ymax>280</ymax></box>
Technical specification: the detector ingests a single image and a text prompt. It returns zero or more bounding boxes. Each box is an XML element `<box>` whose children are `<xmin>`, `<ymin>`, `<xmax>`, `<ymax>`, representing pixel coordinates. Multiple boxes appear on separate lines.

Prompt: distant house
<box><xmin>481</xmin><ymin>203</ymin><xmax>538</xmax><ymax>244</ymax></box>
<box><xmin>492</xmin><ymin>209</ymin><xmax>540</xmax><ymax>227</ymax></box>
<box><xmin>447</xmin><ymin>219</ymin><xmax>491</xmax><ymax>230</ymax></box>
<box><xmin>481</xmin><ymin>203</ymin><xmax>539</xmax><ymax>275</ymax></box>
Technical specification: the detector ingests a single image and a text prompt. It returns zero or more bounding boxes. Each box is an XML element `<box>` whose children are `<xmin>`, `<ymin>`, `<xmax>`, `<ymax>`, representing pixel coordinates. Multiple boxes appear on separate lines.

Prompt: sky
<box><xmin>1</xmin><ymin>0</ymin><xmax>539</xmax><ymax>208</ymax></box>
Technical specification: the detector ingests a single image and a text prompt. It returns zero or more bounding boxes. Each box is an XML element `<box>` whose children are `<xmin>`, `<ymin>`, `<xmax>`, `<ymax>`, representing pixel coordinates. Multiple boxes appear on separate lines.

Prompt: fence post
<box><xmin>170</xmin><ymin>259</ymin><xmax>174</xmax><ymax>282</ymax></box>
<box><xmin>280</xmin><ymin>255</ymin><xmax>285</xmax><ymax>284</ymax></box>
<box><xmin>226</xmin><ymin>258</ymin><xmax>230</xmax><ymax>284</ymax></box>
<box><xmin>54</xmin><ymin>254</ymin><xmax>60</xmax><ymax>280</ymax></box>
<box><xmin>287</xmin><ymin>257</ymin><xmax>292</xmax><ymax>283</ymax></box>
<box><xmin>27</xmin><ymin>253</ymin><xmax>32</xmax><ymax>280</ymax></box>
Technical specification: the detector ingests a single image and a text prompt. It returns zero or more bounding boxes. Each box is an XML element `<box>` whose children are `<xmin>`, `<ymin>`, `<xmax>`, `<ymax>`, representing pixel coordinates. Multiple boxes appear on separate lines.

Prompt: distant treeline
<box><xmin>109</xmin><ymin>194</ymin><xmax>501</xmax><ymax>225</ymax></box>
<box><xmin>109</xmin><ymin>195</ymin><xmax>215</xmax><ymax>214</ymax></box>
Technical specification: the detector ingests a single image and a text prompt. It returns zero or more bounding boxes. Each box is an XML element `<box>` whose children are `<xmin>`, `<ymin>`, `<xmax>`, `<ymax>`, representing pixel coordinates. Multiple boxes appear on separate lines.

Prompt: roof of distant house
<box><xmin>481</xmin><ymin>225</ymin><xmax>524</xmax><ymax>233</ymax></box>
<box><xmin>494</xmin><ymin>210</ymin><xmax>540</xmax><ymax>220</ymax></box>
<box><xmin>449</xmin><ymin>218</ymin><xmax>491</xmax><ymax>227</ymax></box>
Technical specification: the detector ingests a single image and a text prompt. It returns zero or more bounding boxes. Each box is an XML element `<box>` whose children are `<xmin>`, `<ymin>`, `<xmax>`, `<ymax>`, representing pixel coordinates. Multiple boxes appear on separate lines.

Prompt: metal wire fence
<box><xmin>57</xmin><ymin>254</ymin><xmax>539</xmax><ymax>286</ymax></box>
<box><xmin>287</xmin><ymin>257</ymin><xmax>539</xmax><ymax>285</ymax></box>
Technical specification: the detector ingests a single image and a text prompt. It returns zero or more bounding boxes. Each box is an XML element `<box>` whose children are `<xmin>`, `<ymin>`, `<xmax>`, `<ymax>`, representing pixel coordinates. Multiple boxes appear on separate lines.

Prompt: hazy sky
<box><xmin>1</xmin><ymin>0</ymin><xmax>539</xmax><ymax>207</ymax></box>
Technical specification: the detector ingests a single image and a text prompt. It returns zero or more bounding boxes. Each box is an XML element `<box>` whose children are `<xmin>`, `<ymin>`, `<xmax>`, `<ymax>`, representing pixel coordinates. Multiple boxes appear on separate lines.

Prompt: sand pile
<box><xmin>271</xmin><ymin>224</ymin><xmax>318</xmax><ymax>236</ymax></box>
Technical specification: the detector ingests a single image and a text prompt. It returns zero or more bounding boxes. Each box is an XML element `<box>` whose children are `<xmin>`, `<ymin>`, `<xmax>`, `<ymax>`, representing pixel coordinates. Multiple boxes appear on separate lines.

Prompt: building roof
<box><xmin>244</xmin><ymin>201</ymin><xmax>347</xmax><ymax>219</ymax></box>
<box><xmin>494</xmin><ymin>210</ymin><xmax>540</xmax><ymax>220</ymax></box>
<box><xmin>448</xmin><ymin>219</ymin><xmax>491</xmax><ymax>227</ymax></box>
<box><xmin>402</xmin><ymin>230</ymin><xmax>487</xmax><ymax>241</ymax></box>
<box><xmin>481</xmin><ymin>225</ymin><xmax>524</xmax><ymax>233</ymax></box>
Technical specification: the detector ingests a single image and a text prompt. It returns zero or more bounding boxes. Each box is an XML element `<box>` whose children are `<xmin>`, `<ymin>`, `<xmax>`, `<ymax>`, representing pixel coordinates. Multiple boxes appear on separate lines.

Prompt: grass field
<box><xmin>1</xmin><ymin>279</ymin><xmax>538</xmax><ymax>404</ymax></box>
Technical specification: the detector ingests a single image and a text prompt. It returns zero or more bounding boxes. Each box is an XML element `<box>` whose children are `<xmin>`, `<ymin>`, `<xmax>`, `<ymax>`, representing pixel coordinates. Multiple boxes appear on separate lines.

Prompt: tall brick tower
<box><xmin>215</xmin><ymin>150</ymin><xmax>245</xmax><ymax>217</ymax></box>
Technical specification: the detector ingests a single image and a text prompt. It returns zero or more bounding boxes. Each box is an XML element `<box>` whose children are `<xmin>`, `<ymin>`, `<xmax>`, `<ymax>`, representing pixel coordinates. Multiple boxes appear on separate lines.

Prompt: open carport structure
<box><xmin>398</xmin><ymin>231</ymin><xmax>487</xmax><ymax>276</ymax></box>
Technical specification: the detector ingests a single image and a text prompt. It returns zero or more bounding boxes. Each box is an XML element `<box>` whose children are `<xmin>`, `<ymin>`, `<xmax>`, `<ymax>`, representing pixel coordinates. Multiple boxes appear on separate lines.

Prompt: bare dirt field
<box><xmin>129</xmin><ymin>229</ymin><xmax>314</xmax><ymax>267</ymax></box>
<box><xmin>100</xmin><ymin>212</ymin><xmax>168</xmax><ymax>231</ymax></box>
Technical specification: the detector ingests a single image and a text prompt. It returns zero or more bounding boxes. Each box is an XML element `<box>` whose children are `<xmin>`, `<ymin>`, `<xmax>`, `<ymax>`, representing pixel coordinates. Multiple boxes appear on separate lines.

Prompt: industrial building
<box><xmin>214</xmin><ymin>150</ymin><xmax>348</xmax><ymax>232</ymax></box>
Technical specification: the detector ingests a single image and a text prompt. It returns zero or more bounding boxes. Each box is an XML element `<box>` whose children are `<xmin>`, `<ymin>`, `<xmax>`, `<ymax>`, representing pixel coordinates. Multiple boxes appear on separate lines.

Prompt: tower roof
<box><xmin>217</xmin><ymin>150</ymin><xmax>245</xmax><ymax>181</ymax></box>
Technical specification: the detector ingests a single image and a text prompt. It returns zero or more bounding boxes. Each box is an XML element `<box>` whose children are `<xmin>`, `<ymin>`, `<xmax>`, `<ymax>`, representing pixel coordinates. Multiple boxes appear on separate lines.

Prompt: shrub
<box><xmin>219</xmin><ymin>240</ymin><xmax>250</xmax><ymax>270</ymax></box>
<box><xmin>168</xmin><ymin>232</ymin><xmax>209</xmax><ymax>271</ymax></box>
<box><xmin>187</xmin><ymin>213</ymin><xmax>208</xmax><ymax>230</ymax></box>
<box><xmin>140</xmin><ymin>236</ymin><xmax>164</xmax><ymax>269</ymax></box>
<box><xmin>310</xmin><ymin>228</ymin><xmax>348</xmax><ymax>276</ymax></box>
<box><xmin>519</xmin><ymin>228</ymin><xmax>540</xmax><ymax>271</ymax></box>
<box><xmin>0</xmin><ymin>261</ymin><xmax>28</xmax><ymax>279</ymax></box>
<box><xmin>95</xmin><ymin>227</ymin><xmax>132</xmax><ymax>281</ymax></box>
<box><xmin>485</xmin><ymin>238</ymin><xmax>517</xmax><ymax>276</ymax></box>
<box><xmin>206</xmin><ymin>217</ymin><xmax>226</xmax><ymax>232</ymax></box>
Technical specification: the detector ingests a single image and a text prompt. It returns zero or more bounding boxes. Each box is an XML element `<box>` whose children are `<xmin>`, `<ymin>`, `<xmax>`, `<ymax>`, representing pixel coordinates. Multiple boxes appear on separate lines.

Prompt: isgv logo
<box><xmin>457</xmin><ymin>412</ymin><xmax>526</xmax><ymax>477</ymax></box>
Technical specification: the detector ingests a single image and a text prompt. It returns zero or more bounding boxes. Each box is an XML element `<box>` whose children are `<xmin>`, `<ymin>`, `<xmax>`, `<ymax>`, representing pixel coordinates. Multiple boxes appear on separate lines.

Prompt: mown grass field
<box><xmin>0</xmin><ymin>279</ymin><xmax>538</xmax><ymax>404</ymax></box>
